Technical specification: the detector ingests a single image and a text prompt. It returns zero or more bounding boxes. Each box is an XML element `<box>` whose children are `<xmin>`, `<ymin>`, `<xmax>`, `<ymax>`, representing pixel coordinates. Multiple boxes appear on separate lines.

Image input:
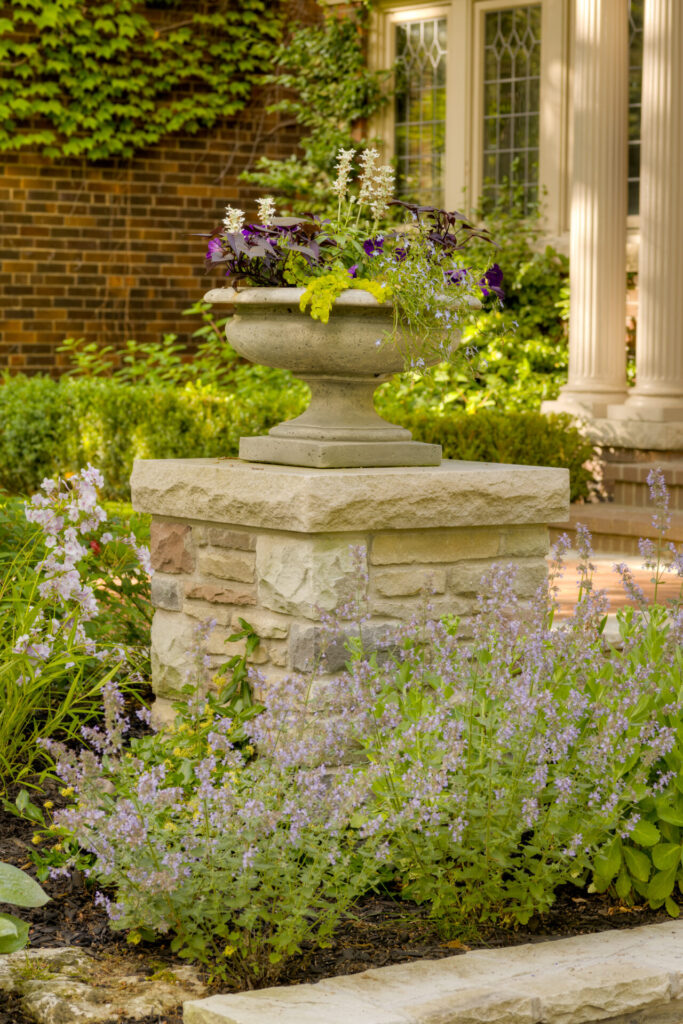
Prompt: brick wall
<box><xmin>0</xmin><ymin>2</ymin><xmax>321</xmax><ymax>375</ymax></box>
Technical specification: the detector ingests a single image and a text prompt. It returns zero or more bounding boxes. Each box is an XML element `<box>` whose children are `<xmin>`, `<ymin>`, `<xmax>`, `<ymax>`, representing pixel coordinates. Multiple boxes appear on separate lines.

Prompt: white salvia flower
<box><xmin>331</xmin><ymin>147</ymin><xmax>355</xmax><ymax>199</ymax></box>
<box><xmin>358</xmin><ymin>148</ymin><xmax>381</xmax><ymax>204</ymax></box>
<box><xmin>369</xmin><ymin>164</ymin><xmax>395</xmax><ymax>219</ymax></box>
<box><xmin>223</xmin><ymin>205</ymin><xmax>245</xmax><ymax>233</ymax></box>
<box><xmin>256</xmin><ymin>196</ymin><xmax>276</xmax><ymax>225</ymax></box>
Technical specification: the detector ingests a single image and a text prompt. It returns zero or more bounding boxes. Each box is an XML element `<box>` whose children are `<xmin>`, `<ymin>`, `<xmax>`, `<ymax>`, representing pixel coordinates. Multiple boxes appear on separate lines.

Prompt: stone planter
<box><xmin>203</xmin><ymin>286</ymin><xmax>449</xmax><ymax>469</ymax></box>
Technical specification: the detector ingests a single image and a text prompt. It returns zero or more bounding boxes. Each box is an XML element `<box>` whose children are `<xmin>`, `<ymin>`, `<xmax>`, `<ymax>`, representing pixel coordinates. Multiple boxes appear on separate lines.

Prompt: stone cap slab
<box><xmin>183</xmin><ymin>919</ymin><xmax>683</xmax><ymax>1024</ymax></box>
<box><xmin>131</xmin><ymin>459</ymin><xmax>569</xmax><ymax>533</ymax></box>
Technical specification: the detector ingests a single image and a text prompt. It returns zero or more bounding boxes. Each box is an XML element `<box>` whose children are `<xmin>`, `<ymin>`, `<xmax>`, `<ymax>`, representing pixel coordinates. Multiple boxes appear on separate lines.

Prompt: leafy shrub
<box><xmin>0</xmin><ymin>468</ymin><xmax>150</xmax><ymax>794</ymax></box>
<box><xmin>0</xmin><ymin>371</ymin><xmax>593</xmax><ymax>501</ymax></box>
<box><xmin>0</xmin><ymin>371</ymin><xmax>308</xmax><ymax>500</ymax></box>
<box><xmin>375</xmin><ymin>405</ymin><xmax>595</xmax><ymax>502</ymax></box>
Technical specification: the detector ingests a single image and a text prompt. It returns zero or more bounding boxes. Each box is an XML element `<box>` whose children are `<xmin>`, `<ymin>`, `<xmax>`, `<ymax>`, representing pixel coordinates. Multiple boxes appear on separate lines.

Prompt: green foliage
<box><xmin>241</xmin><ymin>5</ymin><xmax>391</xmax><ymax>213</ymax></box>
<box><xmin>0</xmin><ymin>374</ymin><xmax>594</xmax><ymax>502</ymax></box>
<box><xmin>298</xmin><ymin>270</ymin><xmax>388</xmax><ymax>323</ymax></box>
<box><xmin>0</xmin><ymin>475</ymin><xmax>148</xmax><ymax>795</ymax></box>
<box><xmin>374</xmin><ymin>406</ymin><xmax>595</xmax><ymax>502</ymax></box>
<box><xmin>0</xmin><ymin>862</ymin><xmax>49</xmax><ymax>954</ymax></box>
<box><xmin>0</xmin><ymin>371</ymin><xmax>308</xmax><ymax>500</ymax></box>
<box><xmin>0</xmin><ymin>0</ymin><xmax>282</xmax><ymax>160</ymax></box>
<box><xmin>590</xmin><ymin>607</ymin><xmax>683</xmax><ymax>917</ymax></box>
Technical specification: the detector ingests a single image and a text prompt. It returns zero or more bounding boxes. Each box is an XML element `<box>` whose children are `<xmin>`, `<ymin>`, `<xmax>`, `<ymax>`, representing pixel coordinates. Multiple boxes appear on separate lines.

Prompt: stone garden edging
<box><xmin>184</xmin><ymin>919</ymin><xmax>683</xmax><ymax>1024</ymax></box>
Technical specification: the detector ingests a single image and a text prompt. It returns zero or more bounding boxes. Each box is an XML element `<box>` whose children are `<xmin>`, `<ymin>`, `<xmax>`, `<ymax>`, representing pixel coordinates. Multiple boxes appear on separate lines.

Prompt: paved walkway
<box><xmin>551</xmin><ymin>551</ymin><xmax>682</xmax><ymax>618</ymax></box>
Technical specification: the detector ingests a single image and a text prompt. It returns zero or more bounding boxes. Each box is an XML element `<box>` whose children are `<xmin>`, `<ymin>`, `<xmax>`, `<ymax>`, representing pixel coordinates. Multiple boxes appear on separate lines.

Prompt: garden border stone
<box><xmin>183</xmin><ymin>919</ymin><xmax>683</xmax><ymax>1024</ymax></box>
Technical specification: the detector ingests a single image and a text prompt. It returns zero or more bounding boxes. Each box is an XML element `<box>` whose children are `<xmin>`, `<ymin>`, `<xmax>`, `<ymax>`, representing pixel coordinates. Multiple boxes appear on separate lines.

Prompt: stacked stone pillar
<box><xmin>543</xmin><ymin>0</ymin><xmax>629</xmax><ymax>419</ymax></box>
<box><xmin>131</xmin><ymin>459</ymin><xmax>568</xmax><ymax>721</ymax></box>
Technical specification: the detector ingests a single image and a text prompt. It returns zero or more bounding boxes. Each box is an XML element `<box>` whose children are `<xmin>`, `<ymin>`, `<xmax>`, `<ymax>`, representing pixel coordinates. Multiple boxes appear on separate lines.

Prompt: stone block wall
<box><xmin>133</xmin><ymin>458</ymin><xmax>569</xmax><ymax>721</ymax></box>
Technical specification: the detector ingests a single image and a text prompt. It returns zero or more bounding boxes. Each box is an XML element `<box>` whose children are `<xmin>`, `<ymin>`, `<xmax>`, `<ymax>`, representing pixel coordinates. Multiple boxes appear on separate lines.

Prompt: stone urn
<box><xmin>204</xmin><ymin>286</ymin><xmax>459</xmax><ymax>469</ymax></box>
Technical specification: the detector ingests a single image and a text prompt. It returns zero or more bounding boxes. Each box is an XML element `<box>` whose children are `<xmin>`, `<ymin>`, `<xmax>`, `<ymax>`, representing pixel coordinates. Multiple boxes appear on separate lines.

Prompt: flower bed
<box><xmin>2</xmin><ymin>467</ymin><xmax>683</xmax><ymax>1008</ymax></box>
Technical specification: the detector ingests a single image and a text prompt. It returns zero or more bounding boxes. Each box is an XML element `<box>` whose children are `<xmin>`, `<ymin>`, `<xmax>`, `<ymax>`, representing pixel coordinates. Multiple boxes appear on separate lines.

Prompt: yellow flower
<box><xmin>60</xmin><ymin>787</ymin><xmax>74</xmax><ymax>798</ymax></box>
<box><xmin>32</xmin><ymin>834</ymin><xmax>41</xmax><ymax>845</ymax></box>
<box><xmin>43</xmin><ymin>800</ymin><xmax>54</xmax><ymax>810</ymax></box>
<box><xmin>52</xmin><ymin>843</ymin><xmax>63</xmax><ymax>852</ymax></box>
<box><xmin>173</xmin><ymin>747</ymin><xmax>182</xmax><ymax>756</ymax></box>
<box><xmin>163</xmin><ymin>821</ymin><xmax>176</xmax><ymax>832</ymax></box>
<box><xmin>223</xmin><ymin>945</ymin><xmax>235</xmax><ymax>957</ymax></box>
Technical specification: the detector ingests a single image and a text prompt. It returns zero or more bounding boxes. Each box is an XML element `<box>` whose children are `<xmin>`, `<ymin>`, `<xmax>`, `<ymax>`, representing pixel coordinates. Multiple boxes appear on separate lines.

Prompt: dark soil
<box><xmin>1</xmin><ymin>788</ymin><xmax>681</xmax><ymax>1024</ymax></box>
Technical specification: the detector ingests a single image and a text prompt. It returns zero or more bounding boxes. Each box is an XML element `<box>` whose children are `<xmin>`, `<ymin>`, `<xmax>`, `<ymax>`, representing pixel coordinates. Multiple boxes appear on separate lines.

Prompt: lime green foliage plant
<box><xmin>0</xmin><ymin>0</ymin><xmax>282</xmax><ymax>160</ymax></box>
<box><xmin>241</xmin><ymin>4</ymin><xmax>390</xmax><ymax>215</ymax></box>
<box><xmin>0</xmin><ymin>468</ymin><xmax>150</xmax><ymax>795</ymax></box>
<box><xmin>0</xmin><ymin>863</ymin><xmax>49</xmax><ymax>953</ymax></box>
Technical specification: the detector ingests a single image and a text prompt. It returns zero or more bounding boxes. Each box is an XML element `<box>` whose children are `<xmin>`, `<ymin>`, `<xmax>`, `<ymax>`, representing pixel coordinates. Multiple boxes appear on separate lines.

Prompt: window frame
<box><xmin>371</xmin><ymin>0</ymin><xmax>571</xmax><ymax>236</ymax></box>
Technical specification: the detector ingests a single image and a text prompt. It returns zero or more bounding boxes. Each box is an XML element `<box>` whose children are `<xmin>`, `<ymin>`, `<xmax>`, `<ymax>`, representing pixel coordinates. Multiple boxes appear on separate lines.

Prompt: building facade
<box><xmin>369</xmin><ymin>0</ymin><xmax>683</xmax><ymax>448</ymax></box>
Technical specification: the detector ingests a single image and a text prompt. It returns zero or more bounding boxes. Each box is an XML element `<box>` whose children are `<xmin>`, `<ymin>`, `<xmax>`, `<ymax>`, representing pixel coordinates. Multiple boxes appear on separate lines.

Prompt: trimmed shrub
<box><xmin>0</xmin><ymin>374</ymin><xmax>594</xmax><ymax>501</ymax></box>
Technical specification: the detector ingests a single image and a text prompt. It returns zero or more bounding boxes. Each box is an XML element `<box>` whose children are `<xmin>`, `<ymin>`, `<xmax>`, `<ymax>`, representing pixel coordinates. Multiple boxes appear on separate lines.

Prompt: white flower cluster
<box><xmin>256</xmin><ymin>196</ymin><xmax>277</xmax><ymax>225</ymax></box>
<box><xmin>331</xmin><ymin>147</ymin><xmax>355</xmax><ymax>199</ymax></box>
<box><xmin>223</xmin><ymin>205</ymin><xmax>245</xmax><ymax>233</ymax></box>
<box><xmin>358</xmin><ymin>147</ymin><xmax>394</xmax><ymax>219</ymax></box>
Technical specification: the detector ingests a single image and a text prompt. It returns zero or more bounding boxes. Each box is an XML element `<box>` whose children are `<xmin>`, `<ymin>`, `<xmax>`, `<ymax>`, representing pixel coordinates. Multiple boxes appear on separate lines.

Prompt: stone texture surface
<box><xmin>133</xmin><ymin>461</ymin><xmax>565</xmax><ymax>701</ymax></box>
<box><xmin>0</xmin><ymin>946</ymin><xmax>205</xmax><ymax>1024</ymax></box>
<box><xmin>131</xmin><ymin>459</ymin><xmax>569</xmax><ymax>533</ymax></box>
<box><xmin>198</xmin><ymin>548</ymin><xmax>256</xmax><ymax>583</ymax></box>
<box><xmin>184</xmin><ymin>921</ymin><xmax>683</xmax><ymax>1024</ymax></box>
<box><xmin>256</xmin><ymin>534</ymin><xmax>366</xmax><ymax>618</ymax></box>
<box><xmin>150</xmin><ymin>521</ymin><xmax>195</xmax><ymax>574</ymax></box>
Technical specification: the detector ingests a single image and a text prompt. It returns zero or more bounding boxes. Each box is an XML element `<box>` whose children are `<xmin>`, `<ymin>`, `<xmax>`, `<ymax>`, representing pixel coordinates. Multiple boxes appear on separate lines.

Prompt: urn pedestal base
<box><xmin>239</xmin><ymin>435</ymin><xmax>441</xmax><ymax>468</ymax></box>
<box><xmin>130</xmin><ymin>458</ymin><xmax>570</xmax><ymax>726</ymax></box>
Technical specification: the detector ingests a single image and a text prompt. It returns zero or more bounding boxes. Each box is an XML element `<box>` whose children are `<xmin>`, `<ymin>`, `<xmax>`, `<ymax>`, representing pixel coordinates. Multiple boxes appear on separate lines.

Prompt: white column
<box><xmin>609</xmin><ymin>0</ymin><xmax>683</xmax><ymax>422</ymax></box>
<box><xmin>543</xmin><ymin>0</ymin><xmax>629</xmax><ymax>419</ymax></box>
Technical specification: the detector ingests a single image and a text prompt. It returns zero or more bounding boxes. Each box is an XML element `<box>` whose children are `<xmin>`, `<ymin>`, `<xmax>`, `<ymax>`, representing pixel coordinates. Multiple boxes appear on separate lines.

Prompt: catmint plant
<box><xmin>205</xmin><ymin>147</ymin><xmax>502</xmax><ymax>365</ymax></box>
<box><xmin>42</xmin><ymin>625</ymin><xmax>381</xmax><ymax>986</ymax></box>
<box><xmin>0</xmin><ymin>467</ymin><xmax>151</xmax><ymax>793</ymax></box>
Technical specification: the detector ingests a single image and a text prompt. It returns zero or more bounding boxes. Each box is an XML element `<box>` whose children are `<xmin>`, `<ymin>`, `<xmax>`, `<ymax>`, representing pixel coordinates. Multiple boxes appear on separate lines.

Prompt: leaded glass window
<box><xmin>394</xmin><ymin>17</ymin><xmax>447</xmax><ymax>206</ymax></box>
<box><xmin>482</xmin><ymin>5</ymin><xmax>541</xmax><ymax>212</ymax></box>
<box><xmin>628</xmin><ymin>0</ymin><xmax>643</xmax><ymax>215</ymax></box>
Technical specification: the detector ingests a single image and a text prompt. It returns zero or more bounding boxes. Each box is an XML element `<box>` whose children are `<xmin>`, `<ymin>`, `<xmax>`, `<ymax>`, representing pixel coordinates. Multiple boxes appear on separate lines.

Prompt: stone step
<box><xmin>184</xmin><ymin>919</ymin><xmax>683</xmax><ymax>1024</ymax></box>
<box><xmin>603</xmin><ymin>460</ymin><xmax>683</xmax><ymax>509</ymax></box>
<box><xmin>550</xmin><ymin>501</ymin><xmax>683</xmax><ymax>555</ymax></box>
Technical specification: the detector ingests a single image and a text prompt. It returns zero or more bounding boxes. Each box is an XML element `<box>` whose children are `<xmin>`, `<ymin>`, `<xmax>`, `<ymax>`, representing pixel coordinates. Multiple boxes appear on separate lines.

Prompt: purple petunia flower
<box><xmin>479</xmin><ymin>263</ymin><xmax>504</xmax><ymax>301</ymax></box>
<box><xmin>206</xmin><ymin>238</ymin><xmax>222</xmax><ymax>260</ymax></box>
<box><xmin>348</xmin><ymin>264</ymin><xmax>358</xmax><ymax>278</ymax></box>
<box><xmin>445</xmin><ymin>268</ymin><xmax>467</xmax><ymax>286</ymax></box>
<box><xmin>362</xmin><ymin>236</ymin><xmax>384</xmax><ymax>257</ymax></box>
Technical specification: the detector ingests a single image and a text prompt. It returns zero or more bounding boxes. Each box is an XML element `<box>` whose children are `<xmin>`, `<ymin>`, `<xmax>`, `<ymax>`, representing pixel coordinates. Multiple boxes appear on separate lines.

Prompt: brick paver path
<box><xmin>551</xmin><ymin>553</ymin><xmax>682</xmax><ymax>619</ymax></box>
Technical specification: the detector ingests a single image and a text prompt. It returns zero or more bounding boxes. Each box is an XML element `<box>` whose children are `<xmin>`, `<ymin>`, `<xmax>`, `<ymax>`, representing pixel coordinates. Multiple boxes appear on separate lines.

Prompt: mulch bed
<box><xmin>2</xmin><ymin>788</ymin><xmax>681</xmax><ymax>1024</ymax></box>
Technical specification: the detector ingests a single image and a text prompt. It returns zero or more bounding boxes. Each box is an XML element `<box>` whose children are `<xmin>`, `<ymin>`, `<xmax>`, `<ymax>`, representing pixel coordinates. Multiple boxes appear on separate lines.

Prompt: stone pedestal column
<box><xmin>543</xmin><ymin>0</ymin><xmax>629</xmax><ymax>419</ymax></box>
<box><xmin>131</xmin><ymin>459</ymin><xmax>568</xmax><ymax>724</ymax></box>
<box><xmin>609</xmin><ymin>0</ymin><xmax>683</xmax><ymax>423</ymax></box>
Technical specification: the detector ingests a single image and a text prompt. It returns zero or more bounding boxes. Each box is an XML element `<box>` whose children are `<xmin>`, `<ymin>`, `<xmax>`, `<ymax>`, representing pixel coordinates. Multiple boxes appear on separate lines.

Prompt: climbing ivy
<box><xmin>241</xmin><ymin>2</ymin><xmax>392</xmax><ymax>213</ymax></box>
<box><xmin>0</xmin><ymin>0</ymin><xmax>283</xmax><ymax>160</ymax></box>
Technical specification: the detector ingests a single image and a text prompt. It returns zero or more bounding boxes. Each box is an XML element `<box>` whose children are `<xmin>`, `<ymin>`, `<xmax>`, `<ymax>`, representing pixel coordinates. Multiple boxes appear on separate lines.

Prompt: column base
<box><xmin>239</xmin><ymin>435</ymin><xmax>442</xmax><ymax>469</ymax></box>
<box><xmin>542</xmin><ymin>388</ymin><xmax>628</xmax><ymax>420</ymax></box>
<box><xmin>608</xmin><ymin>396</ymin><xmax>683</xmax><ymax>422</ymax></box>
